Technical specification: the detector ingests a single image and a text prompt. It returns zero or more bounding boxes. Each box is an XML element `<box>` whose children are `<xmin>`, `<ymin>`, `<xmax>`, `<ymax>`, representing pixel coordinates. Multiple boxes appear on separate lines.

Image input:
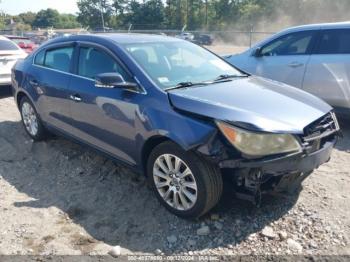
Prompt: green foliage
<box><xmin>16</xmin><ymin>12</ymin><xmax>36</xmax><ymax>26</ymax></box>
<box><xmin>57</xmin><ymin>14</ymin><xmax>81</xmax><ymax>29</ymax></box>
<box><xmin>2</xmin><ymin>0</ymin><xmax>350</xmax><ymax>32</ymax></box>
<box><xmin>76</xmin><ymin>0</ymin><xmax>280</xmax><ymax>30</ymax></box>
<box><xmin>33</xmin><ymin>8</ymin><xmax>60</xmax><ymax>28</ymax></box>
<box><xmin>30</xmin><ymin>8</ymin><xmax>81</xmax><ymax>29</ymax></box>
<box><xmin>0</xmin><ymin>9</ymin><xmax>81</xmax><ymax>31</ymax></box>
<box><xmin>122</xmin><ymin>0</ymin><xmax>165</xmax><ymax>29</ymax></box>
<box><xmin>77</xmin><ymin>0</ymin><xmax>115</xmax><ymax>29</ymax></box>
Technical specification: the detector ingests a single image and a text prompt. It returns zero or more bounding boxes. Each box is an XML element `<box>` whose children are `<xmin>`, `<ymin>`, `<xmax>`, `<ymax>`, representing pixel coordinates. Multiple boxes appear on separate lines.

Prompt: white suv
<box><xmin>0</xmin><ymin>35</ymin><xmax>27</xmax><ymax>87</ymax></box>
<box><xmin>225</xmin><ymin>22</ymin><xmax>350</xmax><ymax>116</ymax></box>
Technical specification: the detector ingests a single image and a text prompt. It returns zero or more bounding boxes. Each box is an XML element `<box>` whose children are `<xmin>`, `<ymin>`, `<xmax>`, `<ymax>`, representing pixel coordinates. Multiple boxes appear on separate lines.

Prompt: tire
<box><xmin>19</xmin><ymin>96</ymin><xmax>48</xmax><ymax>141</ymax></box>
<box><xmin>147</xmin><ymin>141</ymin><xmax>223</xmax><ymax>219</ymax></box>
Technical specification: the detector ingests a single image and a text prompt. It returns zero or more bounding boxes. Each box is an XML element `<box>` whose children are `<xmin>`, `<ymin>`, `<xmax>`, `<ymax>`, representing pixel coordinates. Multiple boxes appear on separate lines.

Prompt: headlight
<box><xmin>216</xmin><ymin>121</ymin><xmax>302</xmax><ymax>157</ymax></box>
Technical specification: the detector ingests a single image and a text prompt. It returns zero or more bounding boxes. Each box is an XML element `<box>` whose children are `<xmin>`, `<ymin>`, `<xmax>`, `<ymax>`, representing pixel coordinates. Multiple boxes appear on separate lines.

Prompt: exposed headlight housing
<box><xmin>216</xmin><ymin>121</ymin><xmax>302</xmax><ymax>157</ymax></box>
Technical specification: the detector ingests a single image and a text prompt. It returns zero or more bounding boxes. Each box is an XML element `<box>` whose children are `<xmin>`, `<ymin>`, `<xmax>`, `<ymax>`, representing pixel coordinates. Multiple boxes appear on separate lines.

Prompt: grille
<box><xmin>303</xmin><ymin>111</ymin><xmax>339</xmax><ymax>143</ymax></box>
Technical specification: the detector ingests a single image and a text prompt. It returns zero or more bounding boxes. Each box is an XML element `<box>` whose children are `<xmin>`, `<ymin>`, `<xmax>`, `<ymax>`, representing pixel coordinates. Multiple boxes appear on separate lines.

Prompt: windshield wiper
<box><xmin>165</xmin><ymin>81</ymin><xmax>209</xmax><ymax>91</ymax></box>
<box><xmin>213</xmin><ymin>74</ymin><xmax>248</xmax><ymax>82</ymax></box>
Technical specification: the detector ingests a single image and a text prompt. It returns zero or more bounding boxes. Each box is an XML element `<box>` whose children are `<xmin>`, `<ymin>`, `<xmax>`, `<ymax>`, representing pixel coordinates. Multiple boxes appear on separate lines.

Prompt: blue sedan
<box><xmin>12</xmin><ymin>34</ymin><xmax>339</xmax><ymax>218</ymax></box>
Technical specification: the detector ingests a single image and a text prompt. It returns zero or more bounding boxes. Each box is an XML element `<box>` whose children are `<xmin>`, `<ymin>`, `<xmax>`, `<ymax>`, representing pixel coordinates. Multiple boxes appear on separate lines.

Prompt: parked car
<box><xmin>176</xmin><ymin>32</ymin><xmax>195</xmax><ymax>41</ymax></box>
<box><xmin>224</xmin><ymin>22</ymin><xmax>350</xmax><ymax>117</ymax></box>
<box><xmin>0</xmin><ymin>35</ymin><xmax>27</xmax><ymax>87</ymax></box>
<box><xmin>12</xmin><ymin>34</ymin><xmax>339</xmax><ymax>218</ymax></box>
<box><xmin>194</xmin><ymin>34</ymin><xmax>214</xmax><ymax>45</ymax></box>
<box><xmin>6</xmin><ymin>35</ymin><xmax>37</xmax><ymax>54</ymax></box>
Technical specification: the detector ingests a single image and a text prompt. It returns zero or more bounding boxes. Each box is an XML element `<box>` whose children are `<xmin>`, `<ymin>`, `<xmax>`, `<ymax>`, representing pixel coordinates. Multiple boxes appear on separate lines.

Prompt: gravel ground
<box><xmin>0</xmin><ymin>87</ymin><xmax>349</xmax><ymax>258</ymax></box>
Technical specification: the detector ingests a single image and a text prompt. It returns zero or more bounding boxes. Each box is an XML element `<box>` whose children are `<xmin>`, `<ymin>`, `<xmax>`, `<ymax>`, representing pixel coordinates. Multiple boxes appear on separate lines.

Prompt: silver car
<box><xmin>225</xmin><ymin>22</ymin><xmax>350</xmax><ymax>116</ymax></box>
<box><xmin>0</xmin><ymin>35</ymin><xmax>27</xmax><ymax>87</ymax></box>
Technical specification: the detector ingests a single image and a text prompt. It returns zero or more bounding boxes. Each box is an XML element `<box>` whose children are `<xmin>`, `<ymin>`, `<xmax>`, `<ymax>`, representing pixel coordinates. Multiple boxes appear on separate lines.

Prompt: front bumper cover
<box><xmin>219</xmin><ymin>140</ymin><xmax>335</xmax><ymax>175</ymax></box>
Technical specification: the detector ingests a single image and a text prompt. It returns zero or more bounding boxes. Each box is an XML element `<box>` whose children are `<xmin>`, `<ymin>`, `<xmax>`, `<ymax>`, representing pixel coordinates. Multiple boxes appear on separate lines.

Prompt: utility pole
<box><xmin>205</xmin><ymin>0</ymin><xmax>208</xmax><ymax>29</ymax></box>
<box><xmin>99</xmin><ymin>0</ymin><xmax>106</xmax><ymax>32</ymax></box>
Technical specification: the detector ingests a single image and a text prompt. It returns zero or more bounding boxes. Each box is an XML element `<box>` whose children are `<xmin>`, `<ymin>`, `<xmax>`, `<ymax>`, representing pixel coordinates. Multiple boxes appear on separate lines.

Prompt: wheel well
<box><xmin>141</xmin><ymin>136</ymin><xmax>171</xmax><ymax>175</ymax></box>
<box><xmin>16</xmin><ymin>91</ymin><xmax>27</xmax><ymax>107</ymax></box>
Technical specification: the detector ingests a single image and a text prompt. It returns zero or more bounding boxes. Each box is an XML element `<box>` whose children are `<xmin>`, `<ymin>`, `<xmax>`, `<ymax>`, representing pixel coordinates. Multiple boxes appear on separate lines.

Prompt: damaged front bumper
<box><xmin>218</xmin><ymin>138</ymin><xmax>336</xmax><ymax>206</ymax></box>
<box><xmin>219</xmin><ymin>140</ymin><xmax>334</xmax><ymax>174</ymax></box>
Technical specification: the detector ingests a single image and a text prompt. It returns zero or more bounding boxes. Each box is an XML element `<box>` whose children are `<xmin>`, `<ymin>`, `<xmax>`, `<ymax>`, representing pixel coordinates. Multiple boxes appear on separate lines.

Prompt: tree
<box><xmin>33</xmin><ymin>9</ymin><xmax>60</xmax><ymax>28</ymax></box>
<box><xmin>0</xmin><ymin>12</ymin><xmax>10</xmax><ymax>30</ymax></box>
<box><xmin>77</xmin><ymin>0</ymin><xmax>115</xmax><ymax>29</ymax></box>
<box><xmin>57</xmin><ymin>14</ymin><xmax>81</xmax><ymax>29</ymax></box>
<box><xmin>16</xmin><ymin>12</ymin><xmax>36</xmax><ymax>26</ymax></box>
<box><xmin>123</xmin><ymin>0</ymin><xmax>165</xmax><ymax>29</ymax></box>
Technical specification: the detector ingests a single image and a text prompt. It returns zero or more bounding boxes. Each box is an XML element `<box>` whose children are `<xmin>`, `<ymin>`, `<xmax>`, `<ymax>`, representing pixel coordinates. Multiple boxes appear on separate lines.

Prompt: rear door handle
<box><xmin>288</xmin><ymin>62</ymin><xmax>304</xmax><ymax>68</ymax></box>
<box><xmin>69</xmin><ymin>94</ymin><xmax>82</xmax><ymax>102</ymax></box>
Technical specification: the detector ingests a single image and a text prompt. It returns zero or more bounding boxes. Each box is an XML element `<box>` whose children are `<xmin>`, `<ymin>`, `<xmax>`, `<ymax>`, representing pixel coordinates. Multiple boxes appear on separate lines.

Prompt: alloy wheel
<box><xmin>21</xmin><ymin>102</ymin><xmax>38</xmax><ymax>136</ymax></box>
<box><xmin>153</xmin><ymin>154</ymin><xmax>198</xmax><ymax>211</ymax></box>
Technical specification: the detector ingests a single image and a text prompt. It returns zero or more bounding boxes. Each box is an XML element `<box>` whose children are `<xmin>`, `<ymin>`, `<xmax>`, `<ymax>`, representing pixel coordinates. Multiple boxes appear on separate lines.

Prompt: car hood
<box><xmin>168</xmin><ymin>76</ymin><xmax>332</xmax><ymax>134</ymax></box>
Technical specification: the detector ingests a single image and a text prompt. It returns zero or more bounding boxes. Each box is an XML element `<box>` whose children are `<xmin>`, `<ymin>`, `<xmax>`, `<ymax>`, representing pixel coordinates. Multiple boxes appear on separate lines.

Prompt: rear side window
<box><xmin>260</xmin><ymin>31</ymin><xmax>315</xmax><ymax>56</ymax></box>
<box><xmin>34</xmin><ymin>50</ymin><xmax>45</xmax><ymax>65</ymax></box>
<box><xmin>0</xmin><ymin>39</ymin><xmax>19</xmax><ymax>50</ymax></box>
<box><xmin>78</xmin><ymin>47</ymin><xmax>131</xmax><ymax>81</ymax></box>
<box><xmin>43</xmin><ymin>47</ymin><xmax>73</xmax><ymax>72</ymax></box>
<box><xmin>315</xmin><ymin>29</ymin><xmax>350</xmax><ymax>54</ymax></box>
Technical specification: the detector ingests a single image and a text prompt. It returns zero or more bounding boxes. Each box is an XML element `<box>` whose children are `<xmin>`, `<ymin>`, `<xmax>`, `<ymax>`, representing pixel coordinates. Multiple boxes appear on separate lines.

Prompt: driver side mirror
<box><xmin>95</xmin><ymin>73</ymin><xmax>138</xmax><ymax>91</ymax></box>
<box><xmin>253</xmin><ymin>47</ymin><xmax>263</xmax><ymax>57</ymax></box>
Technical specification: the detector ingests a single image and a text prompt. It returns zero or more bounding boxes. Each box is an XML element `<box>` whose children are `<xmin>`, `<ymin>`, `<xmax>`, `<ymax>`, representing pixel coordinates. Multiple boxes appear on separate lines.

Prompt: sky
<box><xmin>0</xmin><ymin>0</ymin><xmax>79</xmax><ymax>15</ymax></box>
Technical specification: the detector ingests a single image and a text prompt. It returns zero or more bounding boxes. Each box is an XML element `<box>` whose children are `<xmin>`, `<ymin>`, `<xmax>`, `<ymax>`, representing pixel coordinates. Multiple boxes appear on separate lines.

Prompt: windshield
<box><xmin>123</xmin><ymin>41</ymin><xmax>243</xmax><ymax>89</ymax></box>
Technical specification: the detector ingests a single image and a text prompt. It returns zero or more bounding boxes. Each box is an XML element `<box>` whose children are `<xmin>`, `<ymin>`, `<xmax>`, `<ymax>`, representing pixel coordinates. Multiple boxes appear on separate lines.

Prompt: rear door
<box><xmin>303</xmin><ymin>29</ymin><xmax>350</xmax><ymax>109</ymax></box>
<box><xmin>29</xmin><ymin>43</ymin><xmax>74</xmax><ymax>132</ymax></box>
<box><xmin>251</xmin><ymin>30</ymin><xmax>317</xmax><ymax>89</ymax></box>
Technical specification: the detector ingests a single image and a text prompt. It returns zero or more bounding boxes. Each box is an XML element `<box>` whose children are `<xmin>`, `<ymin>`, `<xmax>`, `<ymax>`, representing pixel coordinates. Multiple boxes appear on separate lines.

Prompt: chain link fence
<box><xmin>0</xmin><ymin>28</ymin><xmax>275</xmax><ymax>55</ymax></box>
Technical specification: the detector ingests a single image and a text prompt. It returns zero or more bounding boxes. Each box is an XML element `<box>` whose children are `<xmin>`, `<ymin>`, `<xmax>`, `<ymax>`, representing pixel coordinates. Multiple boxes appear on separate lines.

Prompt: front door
<box><xmin>68</xmin><ymin>44</ymin><xmax>143</xmax><ymax>166</ymax></box>
<box><xmin>251</xmin><ymin>30</ymin><xmax>316</xmax><ymax>89</ymax></box>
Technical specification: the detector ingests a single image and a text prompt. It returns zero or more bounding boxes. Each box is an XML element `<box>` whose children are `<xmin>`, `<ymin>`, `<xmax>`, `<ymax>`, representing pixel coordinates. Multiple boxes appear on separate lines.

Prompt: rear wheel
<box><xmin>20</xmin><ymin>96</ymin><xmax>48</xmax><ymax>141</ymax></box>
<box><xmin>147</xmin><ymin>141</ymin><xmax>223</xmax><ymax>218</ymax></box>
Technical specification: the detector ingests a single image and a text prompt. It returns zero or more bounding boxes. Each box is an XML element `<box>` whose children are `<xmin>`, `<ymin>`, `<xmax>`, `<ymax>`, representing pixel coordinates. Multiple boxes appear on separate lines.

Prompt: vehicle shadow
<box><xmin>0</xmin><ymin>85</ymin><xmax>12</xmax><ymax>99</ymax></box>
<box><xmin>0</xmin><ymin>119</ymin><xmax>301</xmax><ymax>254</ymax></box>
<box><xmin>335</xmin><ymin>117</ymin><xmax>350</xmax><ymax>152</ymax></box>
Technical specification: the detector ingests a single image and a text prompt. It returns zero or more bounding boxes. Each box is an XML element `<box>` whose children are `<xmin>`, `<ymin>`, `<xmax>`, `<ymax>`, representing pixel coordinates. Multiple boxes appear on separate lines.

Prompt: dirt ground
<box><xmin>206</xmin><ymin>44</ymin><xmax>248</xmax><ymax>55</ymax></box>
<box><xmin>0</xmin><ymin>58</ymin><xmax>349</xmax><ymax>257</ymax></box>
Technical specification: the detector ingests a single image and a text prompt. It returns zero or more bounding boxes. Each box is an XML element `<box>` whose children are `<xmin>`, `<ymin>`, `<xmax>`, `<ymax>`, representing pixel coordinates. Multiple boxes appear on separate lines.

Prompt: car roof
<box><xmin>5</xmin><ymin>35</ymin><xmax>30</xmax><ymax>39</ymax></box>
<box><xmin>282</xmin><ymin>21</ymin><xmax>350</xmax><ymax>33</ymax></box>
<box><xmin>0</xmin><ymin>35</ymin><xmax>12</xmax><ymax>41</ymax></box>
<box><xmin>47</xmin><ymin>33</ymin><xmax>182</xmax><ymax>46</ymax></box>
<box><xmin>249</xmin><ymin>21</ymin><xmax>350</xmax><ymax>50</ymax></box>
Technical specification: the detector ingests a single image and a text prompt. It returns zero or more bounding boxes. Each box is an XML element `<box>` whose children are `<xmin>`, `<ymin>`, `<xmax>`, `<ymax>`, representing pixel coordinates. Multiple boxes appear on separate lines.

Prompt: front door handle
<box><xmin>288</xmin><ymin>62</ymin><xmax>304</xmax><ymax>68</ymax></box>
<box><xmin>69</xmin><ymin>94</ymin><xmax>82</xmax><ymax>102</ymax></box>
<box><xmin>29</xmin><ymin>80</ymin><xmax>39</xmax><ymax>86</ymax></box>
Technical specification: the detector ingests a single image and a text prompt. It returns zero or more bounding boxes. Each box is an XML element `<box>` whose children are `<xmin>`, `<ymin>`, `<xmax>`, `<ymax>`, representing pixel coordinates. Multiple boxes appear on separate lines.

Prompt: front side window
<box><xmin>260</xmin><ymin>31</ymin><xmax>315</xmax><ymax>56</ymax></box>
<box><xmin>78</xmin><ymin>47</ymin><xmax>131</xmax><ymax>81</ymax></box>
<box><xmin>123</xmin><ymin>41</ymin><xmax>242</xmax><ymax>89</ymax></box>
<box><xmin>315</xmin><ymin>29</ymin><xmax>350</xmax><ymax>54</ymax></box>
<box><xmin>44</xmin><ymin>47</ymin><xmax>73</xmax><ymax>72</ymax></box>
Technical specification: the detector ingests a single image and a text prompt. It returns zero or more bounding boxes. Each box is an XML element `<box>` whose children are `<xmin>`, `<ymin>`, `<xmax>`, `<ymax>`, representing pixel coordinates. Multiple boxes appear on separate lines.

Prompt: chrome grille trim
<box><xmin>303</xmin><ymin>112</ymin><xmax>339</xmax><ymax>142</ymax></box>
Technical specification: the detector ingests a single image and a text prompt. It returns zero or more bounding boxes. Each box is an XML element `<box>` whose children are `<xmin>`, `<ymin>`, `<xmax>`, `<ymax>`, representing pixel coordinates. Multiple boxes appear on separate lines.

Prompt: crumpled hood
<box><xmin>168</xmin><ymin>76</ymin><xmax>332</xmax><ymax>134</ymax></box>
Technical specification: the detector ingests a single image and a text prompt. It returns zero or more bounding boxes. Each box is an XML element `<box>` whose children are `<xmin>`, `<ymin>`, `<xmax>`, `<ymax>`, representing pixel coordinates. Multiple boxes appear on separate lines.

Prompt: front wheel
<box><xmin>147</xmin><ymin>141</ymin><xmax>223</xmax><ymax>218</ymax></box>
